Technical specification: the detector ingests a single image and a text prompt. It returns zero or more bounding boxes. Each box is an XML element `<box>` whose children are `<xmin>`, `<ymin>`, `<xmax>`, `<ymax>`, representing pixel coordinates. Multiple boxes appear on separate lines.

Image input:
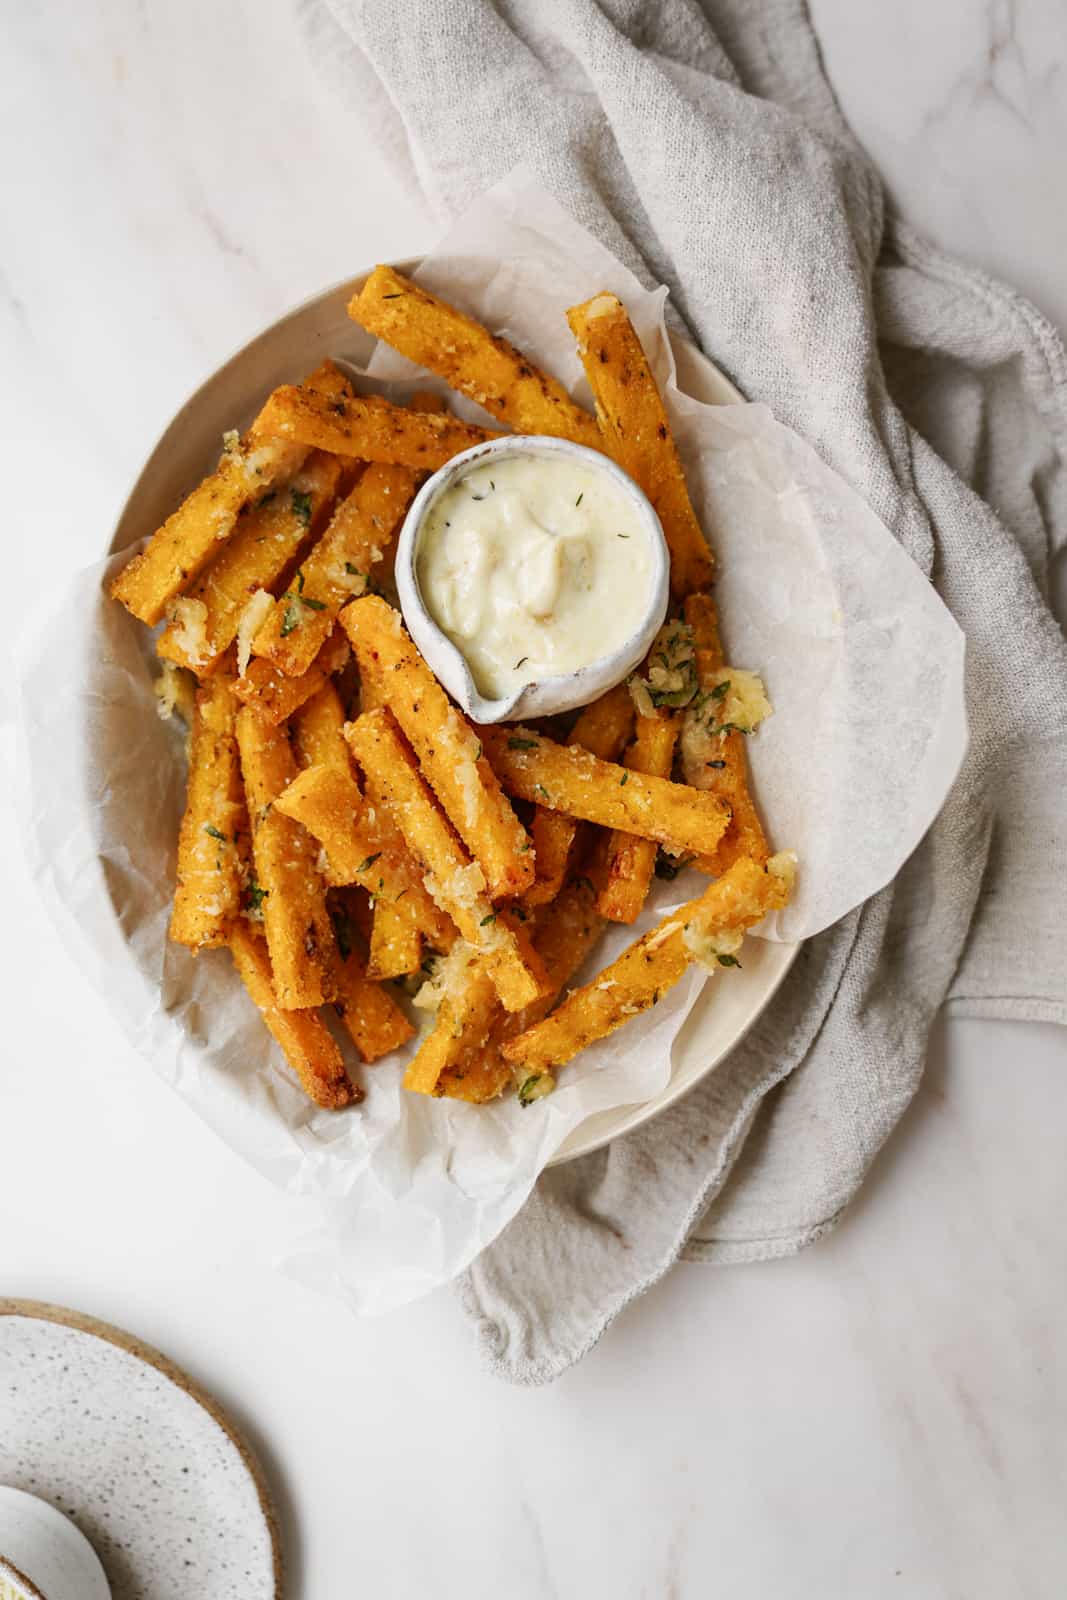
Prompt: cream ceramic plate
<box><xmin>0</xmin><ymin>1301</ymin><xmax>281</xmax><ymax>1599</ymax></box>
<box><xmin>107</xmin><ymin>264</ymin><xmax>798</xmax><ymax>1166</ymax></box>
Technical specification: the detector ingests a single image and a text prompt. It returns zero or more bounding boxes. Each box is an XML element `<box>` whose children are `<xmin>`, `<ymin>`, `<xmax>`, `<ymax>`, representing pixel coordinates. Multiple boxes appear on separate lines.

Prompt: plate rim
<box><xmin>105</xmin><ymin>259</ymin><xmax>799</xmax><ymax>1168</ymax></box>
<box><xmin>0</xmin><ymin>1298</ymin><xmax>283</xmax><ymax>1597</ymax></box>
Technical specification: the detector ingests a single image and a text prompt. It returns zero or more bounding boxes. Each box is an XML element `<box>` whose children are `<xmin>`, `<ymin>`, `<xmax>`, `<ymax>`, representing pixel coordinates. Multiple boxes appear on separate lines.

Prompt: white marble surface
<box><xmin>1</xmin><ymin>3</ymin><xmax>1065</xmax><ymax>1596</ymax></box>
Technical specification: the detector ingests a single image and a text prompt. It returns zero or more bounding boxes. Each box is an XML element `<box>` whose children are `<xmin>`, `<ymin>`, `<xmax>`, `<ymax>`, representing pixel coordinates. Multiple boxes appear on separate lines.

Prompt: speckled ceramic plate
<box><xmin>0</xmin><ymin>1302</ymin><xmax>281</xmax><ymax>1600</ymax></box>
<box><xmin>107</xmin><ymin>262</ymin><xmax>798</xmax><ymax>1167</ymax></box>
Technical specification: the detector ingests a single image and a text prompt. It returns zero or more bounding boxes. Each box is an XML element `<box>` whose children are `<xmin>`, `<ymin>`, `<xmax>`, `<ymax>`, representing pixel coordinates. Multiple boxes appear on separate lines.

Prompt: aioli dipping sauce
<box><xmin>416</xmin><ymin>450</ymin><xmax>655</xmax><ymax>699</ymax></box>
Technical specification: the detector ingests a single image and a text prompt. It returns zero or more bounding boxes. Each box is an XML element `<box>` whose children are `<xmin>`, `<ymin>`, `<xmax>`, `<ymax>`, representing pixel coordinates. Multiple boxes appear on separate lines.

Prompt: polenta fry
<box><xmin>368</xmin><ymin>901</ymin><xmax>423</xmax><ymax>981</ymax></box>
<box><xmin>328</xmin><ymin>908</ymin><xmax>415</xmax><ymax>1061</ymax></box>
<box><xmin>596</xmin><ymin>709</ymin><xmax>680</xmax><ymax>924</ymax></box>
<box><xmin>272</xmin><ymin>761</ymin><xmax>455</xmax><ymax>951</ymax></box>
<box><xmin>345</xmin><ymin>709</ymin><xmax>545</xmax><ymax>1012</ymax></box>
<box><xmin>341</xmin><ymin>595</ymin><xmax>533</xmax><ymax>899</ymax></box>
<box><xmin>257</xmin><ymin>385</ymin><xmax>500</xmax><ymax>470</ymax></box>
<box><xmin>503</xmin><ymin>854</ymin><xmax>796</xmax><ymax>1075</ymax></box>
<box><xmin>233</xmin><ymin>629</ymin><xmax>350</xmax><ymax>725</ymax></box>
<box><xmin>524</xmin><ymin>681</ymin><xmax>634</xmax><ymax>906</ymax></box>
<box><xmin>567</xmin><ymin>293</ymin><xmax>713</xmax><ymax>599</ymax></box>
<box><xmin>480</xmin><ymin>725</ymin><xmax>730</xmax><ymax>860</ymax></box>
<box><xmin>110</xmin><ymin>360</ymin><xmax>352</xmax><ymax>626</ymax></box>
<box><xmin>157</xmin><ymin>451</ymin><xmax>344</xmax><ymax>674</ymax></box>
<box><xmin>291</xmin><ymin>679</ymin><xmax>350</xmax><ymax>771</ymax></box>
<box><xmin>228</xmin><ymin>921</ymin><xmax>354</xmax><ymax>1109</ymax></box>
<box><xmin>169</xmin><ymin>672</ymin><xmax>245</xmax><ymax>950</ymax></box>
<box><xmin>350</xmin><ymin>264</ymin><xmax>602</xmax><ymax>448</ymax></box>
<box><xmin>681</xmin><ymin>592</ymin><xmax>769</xmax><ymax>872</ymax></box>
<box><xmin>235</xmin><ymin>705</ymin><xmax>337</xmax><ymax>1010</ymax></box>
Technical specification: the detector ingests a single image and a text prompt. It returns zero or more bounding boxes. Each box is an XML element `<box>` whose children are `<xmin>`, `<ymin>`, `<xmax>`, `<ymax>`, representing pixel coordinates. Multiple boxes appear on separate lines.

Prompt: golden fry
<box><xmin>419</xmin><ymin>877</ymin><xmax>604</xmax><ymax>1103</ymax></box>
<box><xmin>328</xmin><ymin>910</ymin><xmax>415</xmax><ymax>1062</ymax></box>
<box><xmin>368</xmin><ymin>901</ymin><xmax>423</xmax><ymax>981</ymax></box>
<box><xmin>156</xmin><ymin>451</ymin><xmax>343</xmax><ymax>675</ymax></box>
<box><xmin>345</xmin><ymin>709</ymin><xmax>545</xmax><ymax>1012</ymax></box>
<box><xmin>596</xmin><ymin>710</ymin><xmax>680</xmax><ymax>924</ymax></box>
<box><xmin>257</xmin><ymin>385</ymin><xmax>499</xmax><ymax>470</ymax></box>
<box><xmin>567</xmin><ymin>293</ymin><xmax>713</xmax><ymax>599</ymax></box>
<box><xmin>228</xmin><ymin>921</ymin><xmax>354</xmax><ymax>1109</ymax></box>
<box><xmin>682</xmin><ymin>592</ymin><xmax>769</xmax><ymax>872</ymax></box>
<box><xmin>272</xmin><ymin>761</ymin><xmax>454</xmax><ymax>951</ymax></box>
<box><xmin>235</xmin><ymin>705</ymin><xmax>337</xmax><ymax>1010</ymax></box>
<box><xmin>168</xmin><ymin>673</ymin><xmax>245</xmax><ymax>949</ymax></box>
<box><xmin>342</xmin><ymin>595</ymin><xmax>533</xmax><ymax>899</ymax></box>
<box><xmin>523</xmin><ymin>682</ymin><xmax>634</xmax><ymax>906</ymax></box>
<box><xmin>503</xmin><ymin>854</ymin><xmax>796</xmax><ymax>1076</ymax></box>
<box><xmin>110</xmin><ymin>360</ymin><xmax>351</xmax><ymax>627</ymax></box>
<box><xmin>291</xmin><ymin>680</ymin><xmax>350</xmax><ymax>771</ymax></box>
<box><xmin>233</xmin><ymin>629</ymin><xmax>349</xmax><ymax>725</ymax></box>
<box><xmin>480</xmin><ymin>725</ymin><xmax>730</xmax><ymax>860</ymax></box>
<box><xmin>350</xmin><ymin>264</ymin><xmax>601</xmax><ymax>448</ymax></box>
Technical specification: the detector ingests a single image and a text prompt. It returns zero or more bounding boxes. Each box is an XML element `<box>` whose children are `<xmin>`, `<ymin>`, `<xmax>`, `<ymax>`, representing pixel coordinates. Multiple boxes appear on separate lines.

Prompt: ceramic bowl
<box><xmin>394</xmin><ymin>434</ymin><xmax>670</xmax><ymax>724</ymax></box>
<box><xmin>0</xmin><ymin>1488</ymin><xmax>110</xmax><ymax>1600</ymax></box>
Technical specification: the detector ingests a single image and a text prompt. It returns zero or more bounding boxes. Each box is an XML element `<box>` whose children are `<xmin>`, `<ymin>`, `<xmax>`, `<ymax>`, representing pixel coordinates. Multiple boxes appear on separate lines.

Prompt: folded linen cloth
<box><xmin>304</xmin><ymin>0</ymin><xmax>1067</xmax><ymax>1381</ymax></box>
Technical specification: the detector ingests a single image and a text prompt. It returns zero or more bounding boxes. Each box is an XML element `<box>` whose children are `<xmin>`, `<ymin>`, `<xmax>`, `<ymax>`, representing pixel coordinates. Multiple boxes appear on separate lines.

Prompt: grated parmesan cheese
<box><xmin>154</xmin><ymin>660</ymin><xmax>196</xmax><ymax>724</ymax></box>
<box><xmin>236</xmin><ymin>588</ymin><xmax>274</xmax><ymax>676</ymax></box>
<box><xmin>168</xmin><ymin>597</ymin><xmax>210</xmax><ymax>668</ymax></box>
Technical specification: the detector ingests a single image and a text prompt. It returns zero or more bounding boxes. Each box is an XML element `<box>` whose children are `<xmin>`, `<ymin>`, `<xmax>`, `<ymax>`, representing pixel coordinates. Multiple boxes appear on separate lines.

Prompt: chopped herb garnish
<box><xmin>518</xmin><ymin>1074</ymin><xmax>546</xmax><ymax>1107</ymax></box>
<box><xmin>479</xmin><ymin>913</ymin><xmax>497</xmax><ymax>927</ymax></box>
<box><xmin>710</xmin><ymin>679</ymin><xmax>730</xmax><ymax>702</ymax></box>
<box><xmin>575</xmin><ymin>492</ymin><xmax>583</xmax><ymax>507</ymax></box>
<box><xmin>344</xmin><ymin>561</ymin><xmax>361</xmax><ymax>575</ymax></box>
<box><xmin>534</xmin><ymin>784</ymin><xmax>550</xmax><ymax>801</ymax></box>
<box><xmin>290</xmin><ymin>490</ymin><xmax>313</xmax><ymax>527</ymax></box>
<box><xmin>295</xmin><ymin>568</ymin><xmax>306</xmax><ymax>593</ymax></box>
<box><xmin>620</xmin><ymin>771</ymin><xmax>629</xmax><ymax>786</ymax></box>
<box><xmin>358</xmin><ymin>852</ymin><xmax>382</xmax><ymax>874</ymax></box>
<box><xmin>203</xmin><ymin>823</ymin><xmax>226</xmax><ymax>841</ymax></box>
<box><xmin>301</xmin><ymin>596</ymin><xmax>327</xmax><ymax>610</ymax></box>
<box><xmin>470</xmin><ymin>493</ymin><xmax>486</xmax><ymax>501</ymax></box>
<box><xmin>473</xmin><ymin>742</ymin><xmax>483</xmax><ymax>761</ymax></box>
<box><xmin>245</xmin><ymin>879</ymin><xmax>269</xmax><ymax>912</ymax></box>
<box><xmin>380</xmin><ymin>292</ymin><xmax>404</xmax><ymax>299</ymax></box>
<box><xmin>508</xmin><ymin>736</ymin><xmax>538</xmax><ymax>750</ymax></box>
<box><xmin>489</xmin><ymin>480</ymin><xmax>495</xmax><ymax>491</ymax></box>
<box><xmin>280</xmin><ymin>598</ymin><xmax>302</xmax><ymax>637</ymax></box>
<box><xmin>717</xmin><ymin>953</ymin><xmax>742</xmax><ymax>968</ymax></box>
<box><xmin>513</xmin><ymin>657</ymin><xmax>529</xmax><ymax>671</ymax></box>
<box><xmin>617</xmin><ymin>533</ymin><xmax>630</xmax><ymax>539</ymax></box>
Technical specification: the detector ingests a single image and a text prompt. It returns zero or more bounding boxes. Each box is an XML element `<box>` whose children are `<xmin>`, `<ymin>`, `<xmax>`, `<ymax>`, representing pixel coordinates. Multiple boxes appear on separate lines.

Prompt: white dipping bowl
<box><xmin>395</xmin><ymin>434</ymin><xmax>670</xmax><ymax>724</ymax></box>
<box><xmin>0</xmin><ymin>1488</ymin><xmax>110</xmax><ymax>1600</ymax></box>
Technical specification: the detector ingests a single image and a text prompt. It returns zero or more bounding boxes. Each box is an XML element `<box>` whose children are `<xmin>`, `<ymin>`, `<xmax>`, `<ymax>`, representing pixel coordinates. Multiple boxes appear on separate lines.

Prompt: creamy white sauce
<box><xmin>417</xmin><ymin>452</ymin><xmax>653</xmax><ymax>699</ymax></box>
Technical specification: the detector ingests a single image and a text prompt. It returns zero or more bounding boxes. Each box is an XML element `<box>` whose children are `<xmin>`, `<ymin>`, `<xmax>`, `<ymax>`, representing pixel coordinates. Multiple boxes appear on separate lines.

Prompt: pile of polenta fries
<box><xmin>111</xmin><ymin>267</ymin><xmax>794</xmax><ymax>1113</ymax></box>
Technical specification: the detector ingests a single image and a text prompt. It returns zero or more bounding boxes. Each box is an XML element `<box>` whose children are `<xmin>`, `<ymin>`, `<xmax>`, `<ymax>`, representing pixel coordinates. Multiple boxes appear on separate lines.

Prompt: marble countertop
<box><xmin>1</xmin><ymin>2</ymin><xmax>1064</xmax><ymax>1595</ymax></box>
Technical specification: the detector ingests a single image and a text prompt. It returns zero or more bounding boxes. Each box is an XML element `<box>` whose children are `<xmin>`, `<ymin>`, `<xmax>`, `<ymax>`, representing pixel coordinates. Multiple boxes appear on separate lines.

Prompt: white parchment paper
<box><xmin>17</xmin><ymin>173</ymin><xmax>966</xmax><ymax>1314</ymax></box>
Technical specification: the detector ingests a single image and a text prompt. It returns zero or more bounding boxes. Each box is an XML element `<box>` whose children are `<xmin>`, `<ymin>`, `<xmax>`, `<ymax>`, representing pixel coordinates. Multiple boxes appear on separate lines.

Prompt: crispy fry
<box><xmin>345</xmin><ymin>709</ymin><xmax>545</xmax><ymax>1011</ymax></box>
<box><xmin>227</xmin><ymin>921</ymin><xmax>354</xmax><ymax>1109</ymax></box>
<box><xmin>169</xmin><ymin>672</ymin><xmax>245</xmax><ymax>949</ymax></box>
<box><xmin>596</xmin><ymin>710</ymin><xmax>680</xmax><ymax>924</ymax></box>
<box><xmin>272</xmin><ymin>761</ymin><xmax>454</xmax><ymax>952</ymax></box>
<box><xmin>250</xmin><ymin>465</ymin><xmax>417</xmax><ymax>676</ymax></box>
<box><xmin>480</xmin><ymin>725</ymin><xmax>730</xmax><ymax>860</ymax></box>
<box><xmin>682</xmin><ymin>592</ymin><xmax>769</xmax><ymax>872</ymax></box>
<box><xmin>110</xmin><ymin>360</ymin><xmax>352</xmax><ymax>626</ymax></box>
<box><xmin>415</xmin><ymin>877</ymin><xmax>604</xmax><ymax>1102</ymax></box>
<box><xmin>350</xmin><ymin>264</ymin><xmax>602</xmax><ymax>448</ymax></box>
<box><xmin>291</xmin><ymin>680</ymin><xmax>350</xmax><ymax>771</ymax></box>
<box><xmin>503</xmin><ymin>854</ymin><xmax>796</xmax><ymax>1075</ymax></box>
<box><xmin>235</xmin><ymin>705</ymin><xmax>336</xmax><ymax>1009</ymax></box>
<box><xmin>567</xmin><ymin>293</ymin><xmax>713</xmax><ymax>599</ymax></box>
<box><xmin>157</xmin><ymin>450</ymin><xmax>343</xmax><ymax>675</ymax></box>
<box><xmin>233</xmin><ymin>629</ymin><xmax>349</xmax><ymax>725</ymax></box>
<box><xmin>341</xmin><ymin>595</ymin><xmax>533</xmax><ymax>899</ymax></box>
<box><xmin>368</xmin><ymin>902</ymin><xmax>422</xmax><ymax>980</ymax></box>
<box><xmin>328</xmin><ymin>906</ymin><xmax>415</xmax><ymax>1061</ymax></box>
<box><xmin>257</xmin><ymin>385</ymin><xmax>500</xmax><ymax>470</ymax></box>
<box><xmin>524</xmin><ymin>682</ymin><xmax>635</xmax><ymax>905</ymax></box>
<box><xmin>404</xmin><ymin>958</ymin><xmax>500</xmax><ymax>1097</ymax></box>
